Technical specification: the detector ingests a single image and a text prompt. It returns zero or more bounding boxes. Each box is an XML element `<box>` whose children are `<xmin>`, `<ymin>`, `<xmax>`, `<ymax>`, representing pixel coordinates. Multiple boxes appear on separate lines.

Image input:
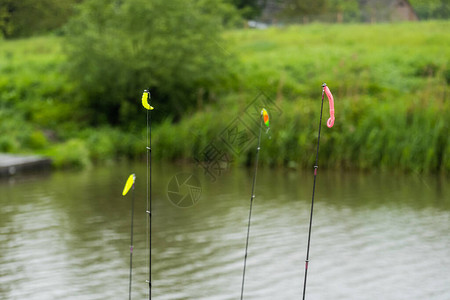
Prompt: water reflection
<box><xmin>0</xmin><ymin>163</ymin><xmax>448</xmax><ymax>299</ymax></box>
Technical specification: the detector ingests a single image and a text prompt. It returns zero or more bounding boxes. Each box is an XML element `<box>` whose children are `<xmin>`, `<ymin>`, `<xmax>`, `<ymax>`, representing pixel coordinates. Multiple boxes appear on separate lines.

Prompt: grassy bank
<box><xmin>0</xmin><ymin>36</ymin><xmax>143</xmax><ymax>168</ymax></box>
<box><xmin>155</xmin><ymin>21</ymin><xmax>450</xmax><ymax>173</ymax></box>
<box><xmin>1</xmin><ymin>21</ymin><xmax>449</xmax><ymax>173</ymax></box>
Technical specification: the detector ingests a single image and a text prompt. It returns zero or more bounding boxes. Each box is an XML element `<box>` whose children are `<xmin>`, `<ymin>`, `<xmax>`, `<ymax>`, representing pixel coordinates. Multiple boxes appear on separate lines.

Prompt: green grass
<box><xmin>173</xmin><ymin>21</ymin><xmax>450</xmax><ymax>173</ymax></box>
<box><xmin>0</xmin><ymin>36</ymin><xmax>142</xmax><ymax>166</ymax></box>
<box><xmin>0</xmin><ymin>21</ymin><xmax>449</xmax><ymax>173</ymax></box>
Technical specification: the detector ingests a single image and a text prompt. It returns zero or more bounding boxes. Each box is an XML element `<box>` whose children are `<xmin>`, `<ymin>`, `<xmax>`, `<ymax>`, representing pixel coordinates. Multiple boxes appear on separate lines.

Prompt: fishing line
<box><xmin>240</xmin><ymin>108</ymin><xmax>270</xmax><ymax>300</ymax></box>
<box><xmin>302</xmin><ymin>83</ymin><xmax>335</xmax><ymax>300</ymax></box>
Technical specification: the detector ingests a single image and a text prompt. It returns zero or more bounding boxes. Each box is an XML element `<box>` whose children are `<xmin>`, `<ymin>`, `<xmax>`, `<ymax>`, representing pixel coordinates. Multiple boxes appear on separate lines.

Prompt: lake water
<box><xmin>0</xmin><ymin>162</ymin><xmax>449</xmax><ymax>300</ymax></box>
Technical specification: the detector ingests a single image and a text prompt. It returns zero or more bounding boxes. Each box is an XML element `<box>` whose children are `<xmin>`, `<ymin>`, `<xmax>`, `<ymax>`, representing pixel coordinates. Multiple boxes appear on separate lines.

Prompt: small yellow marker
<box><xmin>122</xmin><ymin>174</ymin><xmax>136</xmax><ymax>196</ymax></box>
<box><xmin>142</xmin><ymin>90</ymin><xmax>154</xmax><ymax>110</ymax></box>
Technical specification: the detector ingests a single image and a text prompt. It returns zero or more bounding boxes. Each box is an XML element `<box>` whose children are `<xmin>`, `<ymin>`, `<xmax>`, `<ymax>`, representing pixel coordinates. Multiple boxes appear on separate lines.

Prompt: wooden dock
<box><xmin>0</xmin><ymin>154</ymin><xmax>52</xmax><ymax>177</ymax></box>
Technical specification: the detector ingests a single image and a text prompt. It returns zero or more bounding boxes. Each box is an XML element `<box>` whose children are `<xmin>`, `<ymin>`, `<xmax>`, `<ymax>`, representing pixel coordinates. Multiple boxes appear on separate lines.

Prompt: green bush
<box><xmin>46</xmin><ymin>139</ymin><xmax>91</xmax><ymax>169</ymax></box>
<box><xmin>64</xmin><ymin>0</ymin><xmax>239</xmax><ymax>126</ymax></box>
<box><xmin>0</xmin><ymin>0</ymin><xmax>79</xmax><ymax>38</ymax></box>
<box><xmin>25</xmin><ymin>130</ymin><xmax>48</xmax><ymax>150</ymax></box>
<box><xmin>0</xmin><ymin>135</ymin><xmax>19</xmax><ymax>152</ymax></box>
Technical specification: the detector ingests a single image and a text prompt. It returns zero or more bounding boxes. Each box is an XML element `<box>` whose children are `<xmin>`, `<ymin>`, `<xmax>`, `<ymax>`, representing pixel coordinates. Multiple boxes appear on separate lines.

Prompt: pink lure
<box><xmin>323</xmin><ymin>84</ymin><xmax>335</xmax><ymax>128</ymax></box>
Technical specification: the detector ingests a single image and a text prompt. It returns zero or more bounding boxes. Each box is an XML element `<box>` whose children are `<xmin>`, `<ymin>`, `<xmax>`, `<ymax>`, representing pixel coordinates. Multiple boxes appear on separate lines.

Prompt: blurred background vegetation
<box><xmin>0</xmin><ymin>0</ymin><xmax>448</xmax><ymax>173</ymax></box>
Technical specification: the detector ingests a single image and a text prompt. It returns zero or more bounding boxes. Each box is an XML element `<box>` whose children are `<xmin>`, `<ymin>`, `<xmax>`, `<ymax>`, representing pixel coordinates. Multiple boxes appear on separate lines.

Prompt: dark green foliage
<box><xmin>409</xmin><ymin>0</ymin><xmax>450</xmax><ymax>20</ymax></box>
<box><xmin>0</xmin><ymin>0</ymin><xmax>80</xmax><ymax>38</ymax></box>
<box><xmin>229</xmin><ymin>0</ymin><xmax>262</xmax><ymax>19</ymax></box>
<box><xmin>281</xmin><ymin>0</ymin><xmax>327</xmax><ymax>18</ymax></box>
<box><xmin>279</xmin><ymin>0</ymin><xmax>361</xmax><ymax>22</ymax></box>
<box><xmin>64</xmin><ymin>0</ymin><xmax>238</xmax><ymax>126</ymax></box>
<box><xmin>326</xmin><ymin>0</ymin><xmax>360</xmax><ymax>22</ymax></box>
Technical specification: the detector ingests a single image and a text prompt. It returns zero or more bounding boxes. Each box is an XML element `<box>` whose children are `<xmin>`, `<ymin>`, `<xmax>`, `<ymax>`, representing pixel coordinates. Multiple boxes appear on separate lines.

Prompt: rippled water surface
<box><xmin>1</xmin><ymin>162</ymin><xmax>449</xmax><ymax>299</ymax></box>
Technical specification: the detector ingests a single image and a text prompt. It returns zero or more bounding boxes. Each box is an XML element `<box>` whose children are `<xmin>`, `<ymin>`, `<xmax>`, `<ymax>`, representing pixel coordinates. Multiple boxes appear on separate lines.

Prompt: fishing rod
<box><xmin>122</xmin><ymin>173</ymin><xmax>136</xmax><ymax>300</ymax></box>
<box><xmin>142</xmin><ymin>90</ymin><xmax>154</xmax><ymax>300</ymax></box>
<box><xmin>240</xmin><ymin>108</ymin><xmax>270</xmax><ymax>300</ymax></box>
<box><xmin>302</xmin><ymin>83</ymin><xmax>335</xmax><ymax>300</ymax></box>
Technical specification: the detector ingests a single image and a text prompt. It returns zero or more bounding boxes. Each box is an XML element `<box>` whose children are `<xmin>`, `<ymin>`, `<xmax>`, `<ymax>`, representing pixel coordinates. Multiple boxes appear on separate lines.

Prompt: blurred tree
<box><xmin>228</xmin><ymin>0</ymin><xmax>263</xmax><ymax>19</ymax></box>
<box><xmin>280</xmin><ymin>0</ymin><xmax>326</xmax><ymax>19</ymax></box>
<box><xmin>0</xmin><ymin>0</ymin><xmax>80</xmax><ymax>38</ymax></box>
<box><xmin>326</xmin><ymin>0</ymin><xmax>360</xmax><ymax>22</ymax></box>
<box><xmin>409</xmin><ymin>0</ymin><xmax>449</xmax><ymax>19</ymax></box>
<box><xmin>64</xmin><ymin>0</ymin><xmax>238</xmax><ymax>126</ymax></box>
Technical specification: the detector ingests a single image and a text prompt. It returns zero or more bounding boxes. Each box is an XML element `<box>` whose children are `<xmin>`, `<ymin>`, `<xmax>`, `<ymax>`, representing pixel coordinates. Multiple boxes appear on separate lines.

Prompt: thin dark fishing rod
<box><xmin>129</xmin><ymin>183</ymin><xmax>135</xmax><ymax>300</ymax></box>
<box><xmin>302</xmin><ymin>84</ymin><xmax>326</xmax><ymax>300</ymax></box>
<box><xmin>240</xmin><ymin>114</ymin><xmax>263</xmax><ymax>300</ymax></box>
<box><xmin>146</xmin><ymin>95</ymin><xmax>152</xmax><ymax>300</ymax></box>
